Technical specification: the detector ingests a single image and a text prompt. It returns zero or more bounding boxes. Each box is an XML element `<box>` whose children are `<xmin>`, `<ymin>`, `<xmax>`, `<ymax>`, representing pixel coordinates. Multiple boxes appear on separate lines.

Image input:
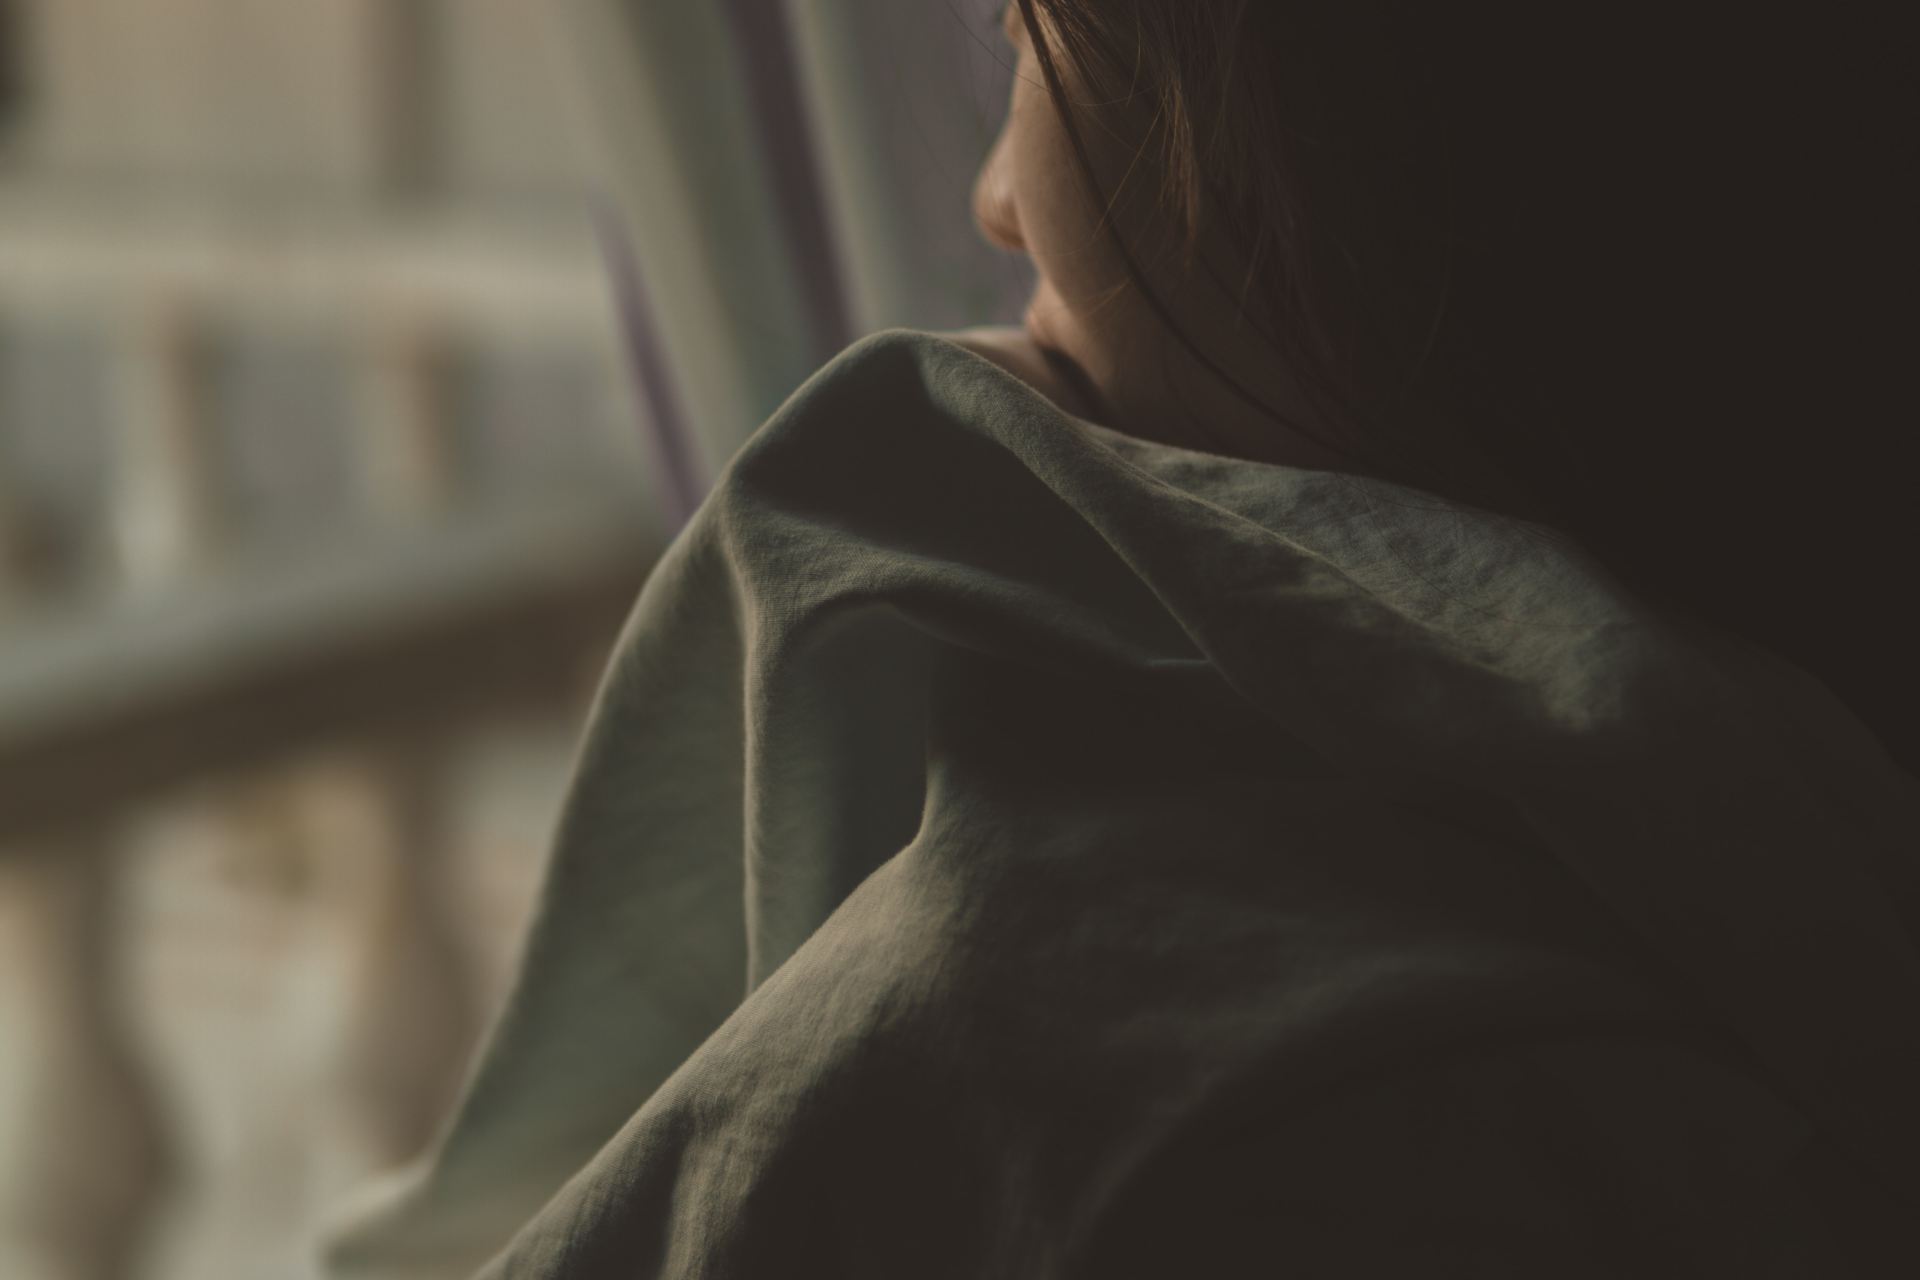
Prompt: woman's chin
<box><xmin>1019</xmin><ymin>308</ymin><xmax>1063</xmax><ymax>367</ymax></box>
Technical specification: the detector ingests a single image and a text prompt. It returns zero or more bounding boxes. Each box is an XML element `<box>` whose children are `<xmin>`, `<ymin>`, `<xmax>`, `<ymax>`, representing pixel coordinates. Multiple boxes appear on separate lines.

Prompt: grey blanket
<box><xmin>324</xmin><ymin>331</ymin><xmax>1920</xmax><ymax>1278</ymax></box>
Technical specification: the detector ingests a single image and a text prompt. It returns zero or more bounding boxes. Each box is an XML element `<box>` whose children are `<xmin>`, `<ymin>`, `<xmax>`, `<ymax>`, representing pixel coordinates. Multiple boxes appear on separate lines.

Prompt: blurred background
<box><xmin>0</xmin><ymin>2</ymin><xmax>1029</xmax><ymax>1276</ymax></box>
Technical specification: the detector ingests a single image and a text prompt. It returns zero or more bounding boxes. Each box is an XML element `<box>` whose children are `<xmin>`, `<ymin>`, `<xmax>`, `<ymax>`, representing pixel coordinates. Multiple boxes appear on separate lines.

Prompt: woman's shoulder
<box><xmin>726</xmin><ymin>326</ymin><xmax>1070</xmax><ymax>472</ymax></box>
<box><xmin>706</xmin><ymin>326</ymin><xmax>1642</xmax><ymax>672</ymax></box>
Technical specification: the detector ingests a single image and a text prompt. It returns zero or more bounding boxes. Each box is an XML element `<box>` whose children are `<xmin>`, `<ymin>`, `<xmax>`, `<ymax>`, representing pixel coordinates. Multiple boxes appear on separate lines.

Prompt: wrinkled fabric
<box><xmin>322</xmin><ymin>330</ymin><xmax>1920</xmax><ymax>1278</ymax></box>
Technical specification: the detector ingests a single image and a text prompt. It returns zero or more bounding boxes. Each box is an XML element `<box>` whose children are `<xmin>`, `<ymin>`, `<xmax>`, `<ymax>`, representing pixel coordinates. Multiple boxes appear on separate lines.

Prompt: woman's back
<box><xmin>322</xmin><ymin>333</ymin><xmax>1920</xmax><ymax>1277</ymax></box>
<box><xmin>323</xmin><ymin>4</ymin><xmax>1916</xmax><ymax>1273</ymax></box>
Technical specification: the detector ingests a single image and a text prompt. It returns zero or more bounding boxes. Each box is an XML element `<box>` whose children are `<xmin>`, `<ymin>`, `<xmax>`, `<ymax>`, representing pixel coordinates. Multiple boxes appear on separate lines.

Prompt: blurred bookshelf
<box><xmin>0</xmin><ymin>2</ymin><xmax>661</xmax><ymax>1277</ymax></box>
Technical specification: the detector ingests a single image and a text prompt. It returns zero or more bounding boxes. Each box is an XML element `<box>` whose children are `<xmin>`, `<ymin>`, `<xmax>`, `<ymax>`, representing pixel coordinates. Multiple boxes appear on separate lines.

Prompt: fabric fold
<box><xmin>324</xmin><ymin>329</ymin><xmax>1919</xmax><ymax>1279</ymax></box>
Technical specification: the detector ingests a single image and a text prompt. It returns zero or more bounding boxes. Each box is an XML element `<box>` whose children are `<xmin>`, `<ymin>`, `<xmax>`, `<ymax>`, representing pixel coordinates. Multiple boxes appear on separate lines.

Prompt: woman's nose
<box><xmin>972</xmin><ymin>133</ymin><xmax>1025</xmax><ymax>254</ymax></box>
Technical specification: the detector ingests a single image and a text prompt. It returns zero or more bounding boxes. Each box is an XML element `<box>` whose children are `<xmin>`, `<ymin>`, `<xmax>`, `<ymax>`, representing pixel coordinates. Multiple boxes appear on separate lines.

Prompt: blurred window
<box><xmin>0</xmin><ymin>6</ymin><xmax>1033</xmax><ymax>1277</ymax></box>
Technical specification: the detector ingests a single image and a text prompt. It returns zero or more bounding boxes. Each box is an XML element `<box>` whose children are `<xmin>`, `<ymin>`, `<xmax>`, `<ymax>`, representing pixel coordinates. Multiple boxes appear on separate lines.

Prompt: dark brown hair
<box><xmin>1016</xmin><ymin>0</ymin><xmax>1915</xmax><ymax>769</ymax></box>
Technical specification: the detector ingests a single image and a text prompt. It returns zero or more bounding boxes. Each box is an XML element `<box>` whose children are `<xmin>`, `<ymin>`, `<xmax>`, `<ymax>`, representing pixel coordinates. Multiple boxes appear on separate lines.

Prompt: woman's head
<box><xmin>973</xmin><ymin>1</ymin><xmax>1915</xmax><ymax>767</ymax></box>
<box><xmin>971</xmin><ymin>0</ymin><xmax>1377</xmax><ymax>474</ymax></box>
<box><xmin>974</xmin><ymin>0</ymin><xmax>1638</xmax><ymax>502</ymax></box>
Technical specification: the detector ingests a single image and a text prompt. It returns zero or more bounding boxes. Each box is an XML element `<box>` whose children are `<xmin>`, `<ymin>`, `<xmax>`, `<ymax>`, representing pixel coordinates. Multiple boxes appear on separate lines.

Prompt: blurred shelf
<box><xmin>0</xmin><ymin>496</ymin><xmax>663</xmax><ymax>843</ymax></box>
<box><xmin>0</xmin><ymin>192</ymin><xmax>617</xmax><ymax>344</ymax></box>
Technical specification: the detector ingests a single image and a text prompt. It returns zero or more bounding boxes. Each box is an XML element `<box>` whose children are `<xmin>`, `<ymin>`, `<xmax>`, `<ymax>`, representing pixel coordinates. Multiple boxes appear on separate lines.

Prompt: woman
<box><xmin>325</xmin><ymin>3</ymin><xmax>1917</xmax><ymax>1276</ymax></box>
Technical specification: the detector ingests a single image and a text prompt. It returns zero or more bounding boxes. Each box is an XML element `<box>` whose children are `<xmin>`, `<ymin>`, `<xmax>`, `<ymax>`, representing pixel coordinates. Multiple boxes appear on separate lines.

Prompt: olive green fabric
<box><xmin>323</xmin><ymin>331</ymin><xmax>1920</xmax><ymax>1278</ymax></box>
